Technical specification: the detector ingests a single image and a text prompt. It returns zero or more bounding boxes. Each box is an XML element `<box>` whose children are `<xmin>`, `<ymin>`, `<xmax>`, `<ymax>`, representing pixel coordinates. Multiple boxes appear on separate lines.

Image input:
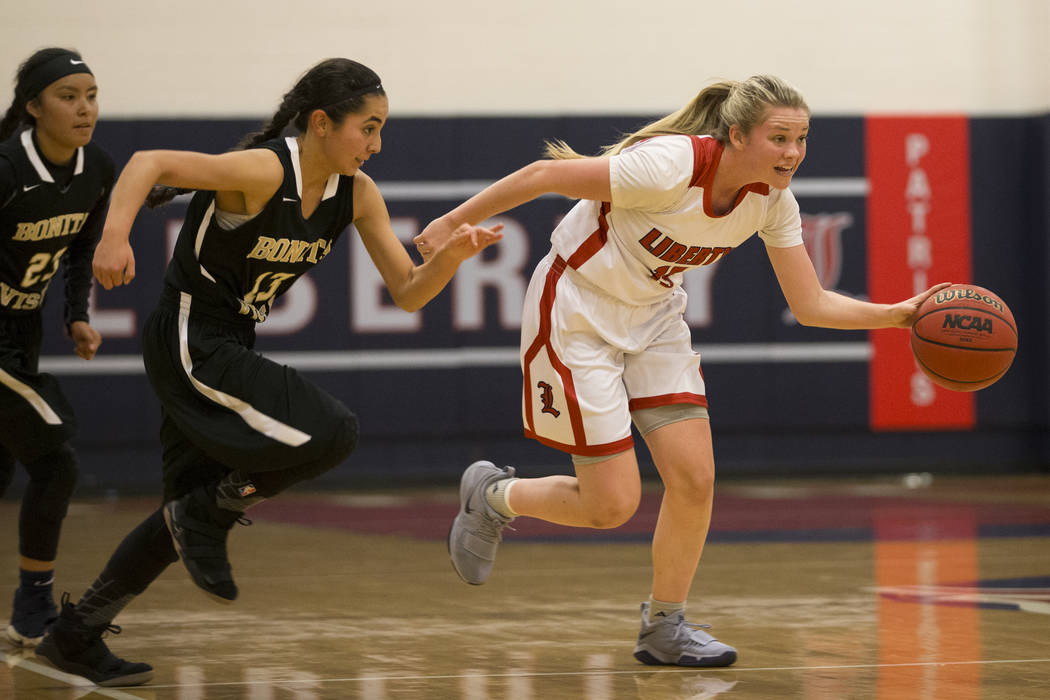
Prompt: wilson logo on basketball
<box><xmin>942</xmin><ymin>315</ymin><xmax>993</xmax><ymax>333</ymax></box>
<box><xmin>932</xmin><ymin>287</ymin><xmax>1005</xmax><ymax>313</ymax></box>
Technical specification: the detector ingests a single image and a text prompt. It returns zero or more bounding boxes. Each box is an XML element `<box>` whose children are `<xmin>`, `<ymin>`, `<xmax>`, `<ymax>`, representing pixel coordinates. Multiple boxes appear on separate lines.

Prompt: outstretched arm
<box><xmin>354</xmin><ymin>174</ymin><xmax>503</xmax><ymax>312</ymax></box>
<box><xmin>767</xmin><ymin>243</ymin><xmax>950</xmax><ymax>329</ymax></box>
<box><xmin>414</xmin><ymin>157</ymin><xmax>611</xmax><ymax>255</ymax></box>
<box><xmin>93</xmin><ymin>149</ymin><xmax>283</xmax><ymax>289</ymax></box>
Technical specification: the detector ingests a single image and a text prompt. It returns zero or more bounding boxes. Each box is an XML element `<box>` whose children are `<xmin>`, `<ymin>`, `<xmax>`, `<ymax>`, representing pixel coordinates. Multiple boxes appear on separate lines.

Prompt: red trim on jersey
<box><xmin>688</xmin><ymin>135</ymin><xmax>720</xmax><ymax>188</ymax></box>
<box><xmin>702</xmin><ymin>181</ymin><xmax>771</xmax><ymax>219</ymax></box>
<box><xmin>521</xmin><ymin>256</ymin><xmax>588</xmax><ymax>447</ymax></box>
<box><xmin>524</xmin><ymin>429</ymin><xmax>635</xmax><ymax>457</ymax></box>
<box><xmin>688</xmin><ymin>136</ymin><xmax>771</xmax><ymax>218</ymax></box>
<box><xmin>566</xmin><ymin>202</ymin><xmax>611</xmax><ymax>269</ymax></box>
<box><xmin>628</xmin><ymin>393</ymin><xmax>709</xmax><ymax>411</ymax></box>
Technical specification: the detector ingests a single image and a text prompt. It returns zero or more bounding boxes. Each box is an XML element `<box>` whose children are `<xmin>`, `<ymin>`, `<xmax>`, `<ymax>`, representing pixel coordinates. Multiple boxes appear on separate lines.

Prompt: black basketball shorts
<box><xmin>143</xmin><ymin>292</ymin><xmax>355</xmax><ymax>495</ymax></box>
<box><xmin>0</xmin><ymin>314</ymin><xmax>76</xmax><ymax>462</ymax></box>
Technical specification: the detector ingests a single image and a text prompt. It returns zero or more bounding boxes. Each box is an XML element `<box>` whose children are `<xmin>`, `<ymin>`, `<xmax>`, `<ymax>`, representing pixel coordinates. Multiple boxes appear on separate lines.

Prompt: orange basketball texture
<box><xmin>910</xmin><ymin>284</ymin><xmax>1017</xmax><ymax>392</ymax></box>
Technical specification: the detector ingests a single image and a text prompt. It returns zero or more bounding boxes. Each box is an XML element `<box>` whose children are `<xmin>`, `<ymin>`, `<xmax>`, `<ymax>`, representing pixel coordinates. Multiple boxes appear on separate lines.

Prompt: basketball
<box><xmin>910</xmin><ymin>284</ymin><xmax>1017</xmax><ymax>392</ymax></box>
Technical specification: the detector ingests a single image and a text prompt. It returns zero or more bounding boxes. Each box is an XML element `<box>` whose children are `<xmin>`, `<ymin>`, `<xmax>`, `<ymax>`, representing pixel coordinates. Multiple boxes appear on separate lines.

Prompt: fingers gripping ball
<box><xmin>910</xmin><ymin>284</ymin><xmax>1017</xmax><ymax>392</ymax></box>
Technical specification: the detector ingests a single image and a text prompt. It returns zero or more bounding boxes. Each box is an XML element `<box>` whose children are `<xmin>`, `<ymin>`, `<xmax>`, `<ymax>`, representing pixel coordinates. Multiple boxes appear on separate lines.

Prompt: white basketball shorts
<box><xmin>520</xmin><ymin>252</ymin><xmax>707</xmax><ymax>456</ymax></box>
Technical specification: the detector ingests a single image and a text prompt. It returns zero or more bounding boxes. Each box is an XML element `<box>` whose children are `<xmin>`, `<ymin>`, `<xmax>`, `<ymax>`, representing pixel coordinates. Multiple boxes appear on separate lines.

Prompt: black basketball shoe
<box><xmin>163</xmin><ymin>485</ymin><xmax>241</xmax><ymax>601</ymax></box>
<box><xmin>35</xmin><ymin>594</ymin><xmax>153</xmax><ymax>687</ymax></box>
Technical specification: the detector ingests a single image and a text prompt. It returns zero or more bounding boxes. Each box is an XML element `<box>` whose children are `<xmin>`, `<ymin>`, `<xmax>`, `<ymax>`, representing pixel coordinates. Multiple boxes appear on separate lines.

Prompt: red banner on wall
<box><xmin>866</xmin><ymin>117</ymin><xmax>974</xmax><ymax>430</ymax></box>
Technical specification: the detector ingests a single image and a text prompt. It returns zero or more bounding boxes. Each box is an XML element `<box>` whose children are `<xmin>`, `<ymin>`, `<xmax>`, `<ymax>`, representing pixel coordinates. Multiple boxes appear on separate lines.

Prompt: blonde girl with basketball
<box><xmin>417</xmin><ymin>75</ymin><xmax>948</xmax><ymax>666</ymax></box>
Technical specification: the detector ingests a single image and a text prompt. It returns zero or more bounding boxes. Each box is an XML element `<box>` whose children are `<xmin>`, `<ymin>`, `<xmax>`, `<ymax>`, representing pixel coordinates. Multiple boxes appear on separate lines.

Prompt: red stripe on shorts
<box><xmin>522</xmin><ymin>255</ymin><xmax>588</xmax><ymax>448</ymax></box>
<box><xmin>628</xmin><ymin>393</ymin><xmax>709</xmax><ymax>411</ymax></box>
<box><xmin>524</xmin><ymin>429</ymin><xmax>635</xmax><ymax>457</ymax></box>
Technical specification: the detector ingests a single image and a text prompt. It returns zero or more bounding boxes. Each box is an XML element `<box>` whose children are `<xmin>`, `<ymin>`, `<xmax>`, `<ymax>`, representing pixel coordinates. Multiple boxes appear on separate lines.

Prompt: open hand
<box><xmin>440</xmin><ymin>222</ymin><xmax>504</xmax><ymax>262</ymax></box>
<box><xmin>416</xmin><ymin>221</ymin><xmax>503</xmax><ymax>263</ymax></box>
<box><xmin>890</xmin><ymin>282</ymin><xmax>953</xmax><ymax>328</ymax></box>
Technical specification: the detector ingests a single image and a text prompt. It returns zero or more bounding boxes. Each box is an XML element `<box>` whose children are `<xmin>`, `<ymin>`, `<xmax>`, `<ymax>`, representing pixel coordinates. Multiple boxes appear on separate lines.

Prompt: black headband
<box><xmin>318</xmin><ymin>83</ymin><xmax>383</xmax><ymax>112</ymax></box>
<box><xmin>21</xmin><ymin>52</ymin><xmax>93</xmax><ymax>100</ymax></box>
<box><xmin>347</xmin><ymin>82</ymin><xmax>383</xmax><ymax>99</ymax></box>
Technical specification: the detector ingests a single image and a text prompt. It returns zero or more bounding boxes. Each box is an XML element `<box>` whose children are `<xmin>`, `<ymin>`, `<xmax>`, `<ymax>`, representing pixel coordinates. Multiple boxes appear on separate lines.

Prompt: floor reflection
<box><xmin>0</xmin><ymin>474</ymin><xmax>1046</xmax><ymax>699</ymax></box>
<box><xmin>875</xmin><ymin>507</ymin><xmax>980</xmax><ymax>700</ymax></box>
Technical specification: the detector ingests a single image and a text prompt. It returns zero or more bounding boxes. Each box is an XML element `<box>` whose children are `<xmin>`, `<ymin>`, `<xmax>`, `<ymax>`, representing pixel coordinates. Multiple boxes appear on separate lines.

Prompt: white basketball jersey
<box><xmin>549</xmin><ymin>134</ymin><xmax>804</xmax><ymax>305</ymax></box>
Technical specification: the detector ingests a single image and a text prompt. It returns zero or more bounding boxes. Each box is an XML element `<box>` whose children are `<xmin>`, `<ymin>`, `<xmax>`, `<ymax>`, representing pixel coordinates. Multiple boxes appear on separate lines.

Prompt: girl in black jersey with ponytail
<box><xmin>35</xmin><ymin>57</ymin><xmax>501</xmax><ymax>687</ymax></box>
<box><xmin>0</xmin><ymin>48</ymin><xmax>113</xmax><ymax>649</ymax></box>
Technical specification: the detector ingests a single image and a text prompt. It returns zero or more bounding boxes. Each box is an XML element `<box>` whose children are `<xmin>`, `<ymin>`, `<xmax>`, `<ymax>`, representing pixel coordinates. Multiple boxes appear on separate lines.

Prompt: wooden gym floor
<box><xmin>1</xmin><ymin>472</ymin><xmax>1048</xmax><ymax>699</ymax></box>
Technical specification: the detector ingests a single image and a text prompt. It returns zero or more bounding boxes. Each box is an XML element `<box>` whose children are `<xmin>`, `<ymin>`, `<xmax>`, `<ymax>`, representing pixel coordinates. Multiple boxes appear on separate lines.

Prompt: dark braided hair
<box><xmin>146</xmin><ymin>58</ymin><xmax>384</xmax><ymax>208</ymax></box>
<box><xmin>0</xmin><ymin>47</ymin><xmax>85</xmax><ymax>141</ymax></box>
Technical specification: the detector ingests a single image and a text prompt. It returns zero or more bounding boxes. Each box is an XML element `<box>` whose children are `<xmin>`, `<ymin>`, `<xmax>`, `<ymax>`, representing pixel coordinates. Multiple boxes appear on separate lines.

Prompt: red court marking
<box><xmin>251</xmin><ymin>491</ymin><xmax>1050</xmax><ymax>542</ymax></box>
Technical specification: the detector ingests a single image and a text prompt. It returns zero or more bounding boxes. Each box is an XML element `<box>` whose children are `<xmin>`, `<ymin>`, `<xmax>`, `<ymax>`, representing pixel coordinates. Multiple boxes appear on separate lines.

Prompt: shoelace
<box><xmin>476</xmin><ymin>512</ymin><xmax>514</xmax><ymax>542</ymax></box>
<box><xmin>673</xmin><ymin>618</ymin><xmax>715</xmax><ymax>647</ymax></box>
<box><xmin>57</xmin><ymin>592</ymin><xmax>123</xmax><ymax>640</ymax></box>
<box><xmin>99</xmin><ymin>623</ymin><xmax>122</xmax><ymax>638</ymax></box>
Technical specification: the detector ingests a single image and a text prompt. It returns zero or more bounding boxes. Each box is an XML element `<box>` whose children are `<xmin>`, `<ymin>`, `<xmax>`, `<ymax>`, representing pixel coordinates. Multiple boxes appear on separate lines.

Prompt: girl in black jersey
<box><xmin>0</xmin><ymin>48</ymin><xmax>112</xmax><ymax>648</ymax></box>
<box><xmin>35</xmin><ymin>57</ymin><xmax>501</xmax><ymax>687</ymax></box>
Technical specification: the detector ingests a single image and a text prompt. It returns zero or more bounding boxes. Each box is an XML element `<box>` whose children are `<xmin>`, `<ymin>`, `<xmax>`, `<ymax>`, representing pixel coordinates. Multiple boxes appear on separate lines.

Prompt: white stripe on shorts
<box><xmin>177</xmin><ymin>292</ymin><xmax>311</xmax><ymax>447</ymax></box>
<box><xmin>193</xmin><ymin>202</ymin><xmax>218</xmax><ymax>283</ymax></box>
<box><xmin>0</xmin><ymin>367</ymin><xmax>62</xmax><ymax>425</ymax></box>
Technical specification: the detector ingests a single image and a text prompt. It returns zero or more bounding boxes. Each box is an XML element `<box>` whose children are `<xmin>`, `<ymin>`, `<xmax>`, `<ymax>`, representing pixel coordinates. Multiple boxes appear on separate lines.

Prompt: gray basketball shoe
<box><xmin>633</xmin><ymin>602</ymin><xmax>738</xmax><ymax>667</ymax></box>
<box><xmin>448</xmin><ymin>461</ymin><xmax>515</xmax><ymax>585</ymax></box>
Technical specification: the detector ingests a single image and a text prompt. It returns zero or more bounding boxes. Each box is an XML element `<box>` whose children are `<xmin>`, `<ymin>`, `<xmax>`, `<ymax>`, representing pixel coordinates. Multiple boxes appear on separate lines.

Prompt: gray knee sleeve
<box><xmin>631</xmin><ymin>403</ymin><xmax>709</xmax><ymax>436</ymax></box>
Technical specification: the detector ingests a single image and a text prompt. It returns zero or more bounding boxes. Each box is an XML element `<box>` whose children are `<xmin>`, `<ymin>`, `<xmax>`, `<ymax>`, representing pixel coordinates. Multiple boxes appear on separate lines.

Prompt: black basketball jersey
<box><xmin>0</xmin><ymin>128</ymin><xmax>114</xmax><ymax>324</ymax></box>
<box><xmin>163</xmin><ymin>137</ymin><xmax>355</xmax><ymax>322</ymax></box>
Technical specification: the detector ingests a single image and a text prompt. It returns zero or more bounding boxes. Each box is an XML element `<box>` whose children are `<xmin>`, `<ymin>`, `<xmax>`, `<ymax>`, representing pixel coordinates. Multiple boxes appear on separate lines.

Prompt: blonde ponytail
<box><xmin>546</xmin><ymin>75</ymin><xmax>808</xmax><ymax>160</ymax></box>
